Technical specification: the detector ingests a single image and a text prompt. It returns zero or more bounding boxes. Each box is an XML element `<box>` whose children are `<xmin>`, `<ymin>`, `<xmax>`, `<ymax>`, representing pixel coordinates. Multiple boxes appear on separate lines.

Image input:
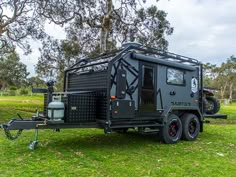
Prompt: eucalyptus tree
<box><xmin>215</xmin><ymin>56</ymin><xmax>236</xmax><ymax>100</ymax></box>
<box><xmin>202</xmin><ymin>63</ymin><xmax>217</xmax><ymax>87</ymax></box>
<box><xmin>203</xmin><ymin>56</ymin><xmax>236</xmax><ymax>100</ymax></box>
<box><xmin>0</xmin><ymin>47</ymin><xmax>29</xmax><ymax>89</ymax></box>
<box><xmin>0</xmin><ymin>0</ymin><xmax>46</xmax><ymax>54</ymax></box>
<box><xmin>36</xmin><ymin>0</ymin><xmax>173</xmax><ymax>52</ymax></box>
<box><xmin>36</xmin><ymin>0</ymin><xmax>173</xmax><ymax>84</ymax></box>
<box><xmin>36</xmin><ymin>36</ymin><xmax>81</xmax><ymax>90</ymax></box>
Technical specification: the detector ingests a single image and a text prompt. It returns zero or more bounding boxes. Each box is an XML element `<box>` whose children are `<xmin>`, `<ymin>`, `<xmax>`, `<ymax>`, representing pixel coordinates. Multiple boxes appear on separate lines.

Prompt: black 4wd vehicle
<box><xmin>0</xmin><ymin>43</ymin><xmax>226</xmax><ymax>149</ymax></box>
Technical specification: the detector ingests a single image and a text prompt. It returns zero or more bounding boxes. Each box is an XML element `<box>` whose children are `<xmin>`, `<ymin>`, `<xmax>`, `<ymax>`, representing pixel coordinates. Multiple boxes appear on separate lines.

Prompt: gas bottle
<box><xmin>47</xmin><ymin>96</ymin><xmax>64</xmax><ymax>121</ymax></box>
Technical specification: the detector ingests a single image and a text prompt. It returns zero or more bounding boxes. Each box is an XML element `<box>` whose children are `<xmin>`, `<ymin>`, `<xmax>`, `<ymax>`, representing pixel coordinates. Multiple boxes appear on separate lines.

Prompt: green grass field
<box><xmin>0</xmin><ymin>96</ymin><xmax>43</xmax><ymax>123</ymax></box>
<box><xmin>0</xmin><ymin>96</ymin><xmax>235</xmax><ymax>177</ymax></box>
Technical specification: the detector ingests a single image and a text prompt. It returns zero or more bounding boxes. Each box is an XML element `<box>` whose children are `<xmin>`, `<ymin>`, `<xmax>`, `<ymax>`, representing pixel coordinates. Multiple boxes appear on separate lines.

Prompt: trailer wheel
<box><xmin>181</xmin><ymin>113</ymin><xmax>200</xmax><ymax>141</ymax></box>
<box><xmin>204</xmin><ymin>96</ymin><xmax>220</xmax><ymax>114</ymax></box>
<box><xmin>161</xmin><ymin>114</ymin><xmax>182</xmax><ymax>144</ymax></box>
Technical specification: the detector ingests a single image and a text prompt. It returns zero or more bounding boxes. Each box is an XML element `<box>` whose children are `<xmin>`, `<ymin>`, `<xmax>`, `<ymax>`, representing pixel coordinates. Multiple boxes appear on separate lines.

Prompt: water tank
<box><xmin>47</xmin><ymin>100</ymin><xmax>65</xmax><ymax>121</ymax></box>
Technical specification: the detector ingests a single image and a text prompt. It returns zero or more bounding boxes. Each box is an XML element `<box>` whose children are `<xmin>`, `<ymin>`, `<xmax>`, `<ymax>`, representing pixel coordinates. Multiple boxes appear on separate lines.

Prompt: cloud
<box><xmin>156</xmin><ymin>0</ymin><xmax>236</xmax><ymax>63</ymax></box>
<box><xmin>16</xmin><ymin>40</ymin><xmax>41</xmax><ymax>76</ymax></box>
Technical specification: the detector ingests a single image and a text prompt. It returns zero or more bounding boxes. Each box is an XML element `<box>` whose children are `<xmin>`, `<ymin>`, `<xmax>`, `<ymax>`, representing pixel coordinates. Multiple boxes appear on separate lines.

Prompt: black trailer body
<box><xmin>1</xmin><ymin>43</ymin><xmax>226</xmax><ymax>148</ymax></box>
<box><xmin>62</xmin><ymin>44</ymin><xmax>203</xmax><ymax>130</ymax></box>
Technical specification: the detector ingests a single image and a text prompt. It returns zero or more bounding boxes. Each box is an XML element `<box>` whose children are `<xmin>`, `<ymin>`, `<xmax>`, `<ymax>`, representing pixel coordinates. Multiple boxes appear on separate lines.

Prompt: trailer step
<box><xmin>142</xmin><ymin>129</ymin><xmax>160</xmax><ymax>134</ymax></box>
<box><xmin>110</xmin><ymin>123</ymin><xmax>163</xmax><ymax>129</ymax></box>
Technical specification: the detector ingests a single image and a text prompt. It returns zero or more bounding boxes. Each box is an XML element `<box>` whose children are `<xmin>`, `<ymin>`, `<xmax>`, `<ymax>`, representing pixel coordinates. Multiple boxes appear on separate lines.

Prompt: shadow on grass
<box><xmin>39</xmin><ymin>130</ymin><xmax>162</xmax><ymax>151</ymax></box>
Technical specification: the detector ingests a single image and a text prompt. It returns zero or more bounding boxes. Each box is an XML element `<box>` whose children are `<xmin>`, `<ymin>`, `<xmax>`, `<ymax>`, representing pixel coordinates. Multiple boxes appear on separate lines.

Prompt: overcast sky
<box><xmin>18</xmin><ymin>0</ymin><xmax>236</xmax><ymax>76</ymax></box>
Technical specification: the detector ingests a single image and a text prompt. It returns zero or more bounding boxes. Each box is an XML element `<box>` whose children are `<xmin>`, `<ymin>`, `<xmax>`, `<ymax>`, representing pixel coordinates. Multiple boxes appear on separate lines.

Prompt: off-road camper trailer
<box><xmin>1</xmin><ymin>43</ymin><xmax>226</xmax><ymax>149</ymax></box>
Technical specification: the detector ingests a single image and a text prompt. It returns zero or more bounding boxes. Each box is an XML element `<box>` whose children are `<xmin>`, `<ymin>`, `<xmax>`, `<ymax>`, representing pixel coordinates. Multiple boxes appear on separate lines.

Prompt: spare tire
<box><xmin>204</xmin><ymin>96</ymin><xmax>220</xmax><ymax>114</ymax></box>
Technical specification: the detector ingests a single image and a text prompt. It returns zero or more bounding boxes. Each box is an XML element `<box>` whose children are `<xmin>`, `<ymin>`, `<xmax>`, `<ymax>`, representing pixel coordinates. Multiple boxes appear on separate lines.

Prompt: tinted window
<box><xmin>140</xmin><ymin>65</ymin><xmax>155</xmax><ymax>112</ymax></box>
<box><xmin>142</xmin><ymin>66</ymin><xmax>154</xmax><ymax>89</ymax></box>
<box><xmin>167</xmin><ymin>68</ymin><xmax>184</xmax><ymax>85</ymax></box>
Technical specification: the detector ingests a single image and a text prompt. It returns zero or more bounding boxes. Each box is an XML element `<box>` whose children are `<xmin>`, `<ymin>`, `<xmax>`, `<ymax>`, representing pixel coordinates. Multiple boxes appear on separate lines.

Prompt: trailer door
<box><xmin>139</xmin><ymin>63</ymin><xmax>156</xmax><ymax>112</ymax></box>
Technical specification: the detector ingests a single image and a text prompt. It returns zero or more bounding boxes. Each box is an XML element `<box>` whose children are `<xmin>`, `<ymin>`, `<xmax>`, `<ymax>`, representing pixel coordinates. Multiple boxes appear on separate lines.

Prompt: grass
<box><xmin>207</xmin><ymin>102</ymin><xmax>236</xmax><ymax>124</ymax></box>
<box><xmin>0</xmin><ymin>96</ymin><xmax>235</xmax><ymax>177</ymax></box>
<box><xmin>220</xmin><ymin>102</ymin><xmax>236</xmax><ymax>120</ymax></box>
<box><xmin>0</xmin><ymin>95</ymin><xmax>43</xmax><ymax>123</ymax></box>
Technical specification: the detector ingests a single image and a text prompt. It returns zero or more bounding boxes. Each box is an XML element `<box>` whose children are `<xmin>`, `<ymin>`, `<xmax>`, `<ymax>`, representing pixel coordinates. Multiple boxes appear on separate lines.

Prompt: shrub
<box><xmin>20</xmin><ymin>89</ymin><xmax>29</xmax><ymax>95</ymax></box>
<box><xmin>8</xmin><ymin>90</ymin><xmax>16</xmax><ymax>96</ymax></box>
<box><xmin>0</xmin><ymin>92</ymin><xmax>9</xmax><ymax>96</ymax></box>
<box><xmin>9</xmin><ymin>86</ymin><xmax>17</xmax><ymax>91</ymax></box>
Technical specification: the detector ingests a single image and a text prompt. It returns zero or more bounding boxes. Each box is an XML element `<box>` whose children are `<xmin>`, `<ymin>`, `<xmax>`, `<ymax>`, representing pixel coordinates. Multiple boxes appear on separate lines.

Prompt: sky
<box><xmin>156</xmin><ymin>0</ymin><xmax>236</xmax><ymax>63</ymax></box>
<box><xmin>18</xmin><ymin>0</ymin><xmax>236</xmax><ymax>76</ymax></box>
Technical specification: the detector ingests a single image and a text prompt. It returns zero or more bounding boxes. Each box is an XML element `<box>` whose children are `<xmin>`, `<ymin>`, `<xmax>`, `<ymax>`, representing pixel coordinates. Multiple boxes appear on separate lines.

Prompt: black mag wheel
<box><xmin>161</xmin><ymin>114</ymin><xmax>182</xmax><ymax>144</ymax></box>
<box><xmin>181</xmin><ymin>113</ymin><xmax>200</xmax><ymax>141</ymax></box>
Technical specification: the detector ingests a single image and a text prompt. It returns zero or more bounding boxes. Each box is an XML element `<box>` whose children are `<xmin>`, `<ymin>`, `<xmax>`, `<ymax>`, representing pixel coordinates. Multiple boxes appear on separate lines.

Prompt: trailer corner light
<box><xmin>111</xmin><ymin>96</ymin><xmax>116</xmax><ymax>99</ymax></box>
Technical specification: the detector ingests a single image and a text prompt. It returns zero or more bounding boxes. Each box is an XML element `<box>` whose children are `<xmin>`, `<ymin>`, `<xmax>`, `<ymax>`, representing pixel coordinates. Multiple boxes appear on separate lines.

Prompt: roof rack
<box><xmin>69</xmin><ymin>49</ymin><xmax>123</xmax><ymax>70</ymax></box>
<box><xmin>132</xmin><ymin>45</ymin><xmax>200</xmax><ymax>66</ymax></box>
<box><xmin>67</xmin><ymin>43</ymin><xmax>201</xmax><ymax>71</ymax></box>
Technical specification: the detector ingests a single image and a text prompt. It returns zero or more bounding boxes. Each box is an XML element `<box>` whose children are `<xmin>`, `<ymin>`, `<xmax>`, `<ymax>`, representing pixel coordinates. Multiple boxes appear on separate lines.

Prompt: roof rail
<box><xmin>137</xmin><ymin>46</ymin><xmax>200</xmax><ymax>65</ymax></box>
<box><xmin>119</xmin><ymin>43</ymin><xmax>200</xmax><ymax>66</ymax></box>
<box><xmin>67</xmin><ymin>43</ymin><xmax>201</xmax><ymax>71</ymax></box>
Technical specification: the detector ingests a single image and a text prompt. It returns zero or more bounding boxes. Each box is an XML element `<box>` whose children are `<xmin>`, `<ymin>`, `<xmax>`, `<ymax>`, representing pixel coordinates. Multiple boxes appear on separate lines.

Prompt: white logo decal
<box><xmin>191</xmin><ymin>78</ymin><xmax>198</xmax><ymax>93</ymax></box>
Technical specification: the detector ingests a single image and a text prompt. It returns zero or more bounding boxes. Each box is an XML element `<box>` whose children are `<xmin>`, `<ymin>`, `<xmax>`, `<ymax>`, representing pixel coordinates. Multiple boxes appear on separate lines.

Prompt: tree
<box><xmin>0</xmin><ymin>0</ymin><xmax>46</xmax><ymax>53</ymax></box>
<box><xmin>202</xmin><ymin>63</ymin><xmax>217</xmax><ymax>87</ymax></box>
<box><xmin>0</xmin><ymin>47</ymin><xmax>29</xmax><ymax>89</ymax></box>
<box><xmin>215</xmin><ymin>56</ymin><xmax>236</xmax><ymax>101</ymax></box>
<box><xmin>28</xmin><ymin>76</ymin><xmax>45</xmax><ymax>88</ymax></box>
<box><xmin>64</xmin><ymin>1</ymin><xmax>173</xmax><ymax>52</ymax></box>
<box><xmin>35</xmin><ymin>36</ymin><xmax>81</xmax><ymax>90</ymax></box>
<box><xmin>34</xmin><ymin>0</ymin><xmax>173</xmax><ymax>52</ymax></box>
<box><xmin>36</xmin><ymin>0</ymin><xmax>173</xmax><ymax>85</ymax></box>
<box><xmin>203</xmin><ymin>56</ymin><xmax>236</xmax><ymax>100</ymax></box>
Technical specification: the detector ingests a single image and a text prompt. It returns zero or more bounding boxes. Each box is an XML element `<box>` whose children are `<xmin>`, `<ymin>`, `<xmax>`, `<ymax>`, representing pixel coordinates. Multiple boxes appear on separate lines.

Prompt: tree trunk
<box><xmin>100</xmin><ymin>0</ymin><xmax>113</xmax><ymax>53</ymax></box>
<box><xmin>220</xmin><ymin>81</ymin><xmax>228</xmax><ymax>100</ymax></box>
<box><xmin>0</xmin><ymin>81</ymin><xmax>7</xmax><ymax>91</ymax></box>
<box><xmin>100</xmin><ymin>29</ymin><xmax>107</xmax><ymax>53</ymax></box>
<box><xmin>229</xmin><ymin>83</ymin><xmax>233</xmax><ymax>104</ymax></box>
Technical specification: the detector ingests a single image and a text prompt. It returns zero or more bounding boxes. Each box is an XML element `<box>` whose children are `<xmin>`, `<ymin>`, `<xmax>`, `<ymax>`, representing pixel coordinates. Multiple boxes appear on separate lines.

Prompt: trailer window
<box><xmin>140</xmin><ymin>65</ymin><xmax>155</xmax><ymax>112</ymax></box>
<box><xmin>142</xmin><ymin>66</ymin><xmax>154</xmax><ymax>89</ymax></box>
<box><xmin>167</xmin><ymin>68</ymin><xmax>184</xmax><ymax>85</ymax></box>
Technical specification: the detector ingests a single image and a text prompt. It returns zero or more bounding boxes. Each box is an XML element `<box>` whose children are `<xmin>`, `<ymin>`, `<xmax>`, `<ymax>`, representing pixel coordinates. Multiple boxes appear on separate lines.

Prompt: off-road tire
<box><xmin>160</xmin><ymin>114</ymin><xmax>182</xmax><ymax>144</ymax></box>
<box><xmin>181</xmin><ymin>113</ymin><xmax>200</xmax><ymax>141</ymax></box>
<box><xmin>204</xmin><ymin>96</ymin><xmax>220</xmax><ymax>114</ymax></box>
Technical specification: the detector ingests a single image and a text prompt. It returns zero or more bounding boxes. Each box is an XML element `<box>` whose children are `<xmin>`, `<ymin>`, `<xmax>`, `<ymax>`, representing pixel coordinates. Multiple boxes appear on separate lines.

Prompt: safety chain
<box><xmin>3</xmin><ymin>126</ymin><xmax>23</xmax><ymax>140</ymax></box>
